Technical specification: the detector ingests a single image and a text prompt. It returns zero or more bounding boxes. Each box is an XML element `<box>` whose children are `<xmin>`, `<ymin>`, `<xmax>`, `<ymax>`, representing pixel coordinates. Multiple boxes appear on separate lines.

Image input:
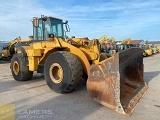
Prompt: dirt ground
<box><xmin>0</xmin><ymin>54</ymin><xmax>160</xmax><ymax>120</ymax></box>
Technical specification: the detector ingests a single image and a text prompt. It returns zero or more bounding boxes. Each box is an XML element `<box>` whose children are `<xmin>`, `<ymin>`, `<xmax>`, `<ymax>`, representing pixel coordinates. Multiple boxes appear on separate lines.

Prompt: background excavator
<box><xmin>1</xmin><ymin>36</ymin><xmax>32</xmax><ymax>60</ymax></box>
<box><xmin>10</xmin><ymin>15</ymin><xmax>148</xmax><ymax>115</ymax></box>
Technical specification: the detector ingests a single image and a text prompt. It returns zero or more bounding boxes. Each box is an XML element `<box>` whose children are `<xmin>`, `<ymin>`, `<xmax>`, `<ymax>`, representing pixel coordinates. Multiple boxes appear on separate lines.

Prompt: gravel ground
<box><xmin>0</xmin><ymin>54</ymin><xmax>160</xmax><ymax>120</ymax></box>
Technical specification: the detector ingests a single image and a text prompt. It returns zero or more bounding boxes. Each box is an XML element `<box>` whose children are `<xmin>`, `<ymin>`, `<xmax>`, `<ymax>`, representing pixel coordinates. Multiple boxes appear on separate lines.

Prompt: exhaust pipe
<box><xmin>87</xmin><ymin>48</ymin><xmax>148</xmax><ymax>115</ymax></box>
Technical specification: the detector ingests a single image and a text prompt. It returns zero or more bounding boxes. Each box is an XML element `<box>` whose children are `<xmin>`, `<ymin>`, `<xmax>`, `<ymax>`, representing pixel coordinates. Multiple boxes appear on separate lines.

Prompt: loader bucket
<box><xmin>87</xmin><ymin>48</ymin><xmax>148</xmax><ymax>115</ymax></box>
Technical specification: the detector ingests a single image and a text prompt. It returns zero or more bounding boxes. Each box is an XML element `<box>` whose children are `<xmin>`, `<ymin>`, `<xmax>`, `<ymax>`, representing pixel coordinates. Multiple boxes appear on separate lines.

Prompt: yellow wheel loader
<box><xmin>142</xmin><ymin>40</ymin><xmax>153</xmax><ymax>57</ymax></box>
<box><xmin>140</xmin><ymin>44</ymin><xmax>152</xmax><ymax>57</ymax></box>
<box><xmin>10</xmin><ymin>15</ymin><xmax>148</xmax><ymax>115</ymax></box>
<box><xmin>1</xmin><ymin>36</ymin><xmax>32</xmax><ymax>60</ymax></box>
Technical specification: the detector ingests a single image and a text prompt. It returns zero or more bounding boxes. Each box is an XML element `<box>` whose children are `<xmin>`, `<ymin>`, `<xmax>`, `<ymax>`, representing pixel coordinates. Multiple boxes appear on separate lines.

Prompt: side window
<box><xmin>38</xmin><ymin>23</ymin><xmax>43</xmax><ymax>40</ymax></box>
<box><xmin>33</xmin><ymin>27</ymin><xmax>37</xmax><ymax>40</ymax></box>
<box><xmin>45</xmin><ymin>24</ymin><xmax>51</xmax><ymax>40</ymax></box>
<box><xmin>33</xmin><ymin>20</ymin><xmax>43</xmax><ymax>40</ymax></box>
<box><xmin>57</xmin><ymin>24</ymin><xmax>62</xmax><ymax>37</ymax></box>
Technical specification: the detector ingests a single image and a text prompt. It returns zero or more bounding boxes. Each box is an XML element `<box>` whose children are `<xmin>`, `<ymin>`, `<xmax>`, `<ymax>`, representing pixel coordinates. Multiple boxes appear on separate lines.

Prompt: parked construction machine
<box><xmin>10</xmin><ymin>15</ymin><xmax>148</xmax><ymax>115</ymax></box>
<box><xmin>140</xmin><ymin>41</ymin><xmax>153</xmax><ymax>57</ymax></box>
<box><xmin>99</xmin><ymin>35</ymin><xmax>116</xmax><ymax>57</ymax></box>
<box><xmin>1</xmin><ymin>36</ymin><xmax>32</xmax><ymax>60</ymax></box>
<box><xmin>150</xmin><ymin>44</ymin><xmax>159</xmax><ymax>54</ymax></box>
<box><xmin>116</xmin><ymin>38</ymin><xmax>132</xmax><ymax>52</ymax></box>
<box><xmin>99</xmin><ymin>35</ymin><xmax>115</xmax><ymax>44</ymax></box>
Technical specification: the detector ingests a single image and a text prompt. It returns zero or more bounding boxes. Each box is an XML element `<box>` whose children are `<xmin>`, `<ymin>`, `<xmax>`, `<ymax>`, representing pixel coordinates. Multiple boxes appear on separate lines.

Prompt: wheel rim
<box><xmin>13</xmin><ymin>61</ymin><xmax>20</xmax><ymax>75</ymax></box>
<box><xmin>49</xmin><ymin>63</ymin><xmax>63</xmax><ymax>84</ymax></box>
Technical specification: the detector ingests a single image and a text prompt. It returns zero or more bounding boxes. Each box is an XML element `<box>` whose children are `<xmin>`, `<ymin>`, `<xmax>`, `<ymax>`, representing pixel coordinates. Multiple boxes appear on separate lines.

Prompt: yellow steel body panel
<box><xmin>28</xmin><ymin>56</ymin><xmax>40</xmax><ymax>71</ymax></box>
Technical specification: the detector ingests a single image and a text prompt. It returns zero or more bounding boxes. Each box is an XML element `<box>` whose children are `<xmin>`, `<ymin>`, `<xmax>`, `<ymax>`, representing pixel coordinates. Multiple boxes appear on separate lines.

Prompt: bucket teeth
<box><xmin>87</xmin><ymin>48</ymin><xmax>148</xmax><ymax>115</ymax></box>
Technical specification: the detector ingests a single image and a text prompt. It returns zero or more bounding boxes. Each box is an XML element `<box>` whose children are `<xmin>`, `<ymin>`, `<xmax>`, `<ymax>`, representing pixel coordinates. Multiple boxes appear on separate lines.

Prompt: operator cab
<box><xmin>33</xmin><ymin>15</ymin><xmax>69</xmax><ymax>41</ymax></box>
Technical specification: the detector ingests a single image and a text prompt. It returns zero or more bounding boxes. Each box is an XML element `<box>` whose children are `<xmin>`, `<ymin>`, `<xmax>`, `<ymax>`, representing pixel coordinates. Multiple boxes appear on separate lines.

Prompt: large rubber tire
<box><xmin>11</xmin><ymin>53</ymin><xmax>33</xmax><ymax>81</ymax></box>
<box><xmin>44</xmin><ymin>51</ymin><xmax>83</xmax><ymax>93</ymax></box>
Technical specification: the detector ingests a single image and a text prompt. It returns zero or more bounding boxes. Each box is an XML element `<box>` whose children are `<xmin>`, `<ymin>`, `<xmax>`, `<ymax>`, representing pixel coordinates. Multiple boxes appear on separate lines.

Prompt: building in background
<box><xmin>130</xmin><ymin>40</ymin><xmax>145</xmax><ymax>45</ymax></box>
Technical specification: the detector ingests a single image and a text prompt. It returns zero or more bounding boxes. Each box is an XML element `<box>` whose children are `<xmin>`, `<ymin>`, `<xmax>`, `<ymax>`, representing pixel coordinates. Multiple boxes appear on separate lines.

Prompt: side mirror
<box><xmin>33</xmin><ymin>17</ymin><xmax>39</xmax><ymax>27</ymax></box>
<box><xmin>64</xmin><ymin>24</ymin><xmax>70</xmax><ymax>32</ymax></box>
<box><xmin>63</xmin><ymin>20</ymin><xmax>68</xmax><ymax>24</ymax></box>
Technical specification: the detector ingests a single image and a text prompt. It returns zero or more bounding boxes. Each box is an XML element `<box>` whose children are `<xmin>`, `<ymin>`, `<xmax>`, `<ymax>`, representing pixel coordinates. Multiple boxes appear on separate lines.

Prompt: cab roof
<box><xmin>37</xmin><ymin>16</ymin><xmax>63</xmax><ymax>21</ymax></box>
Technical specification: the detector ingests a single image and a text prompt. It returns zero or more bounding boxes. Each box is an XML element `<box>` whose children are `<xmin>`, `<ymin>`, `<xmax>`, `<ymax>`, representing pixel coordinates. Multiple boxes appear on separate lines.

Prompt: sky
<box><xmin>0</xmin><ymin>0</ymin><xmax>160</xmax><ymax>41</ymax></box>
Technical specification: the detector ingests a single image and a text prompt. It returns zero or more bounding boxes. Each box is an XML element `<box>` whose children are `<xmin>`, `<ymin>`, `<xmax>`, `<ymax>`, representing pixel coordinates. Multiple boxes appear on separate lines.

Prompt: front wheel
<box><xmin>11</xmin><ymin>53</ymin><xmax>33</xmax><ymax>81</ymax></box>
<box><xmin>44</xmin><ymin>51</ymin><xmax>83</xmax><ymax>93</ymax></box>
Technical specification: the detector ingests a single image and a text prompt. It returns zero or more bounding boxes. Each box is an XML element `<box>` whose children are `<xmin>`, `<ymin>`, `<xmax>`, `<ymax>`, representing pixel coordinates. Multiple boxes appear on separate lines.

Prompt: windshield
<box><xmin>45</xmin><ymin>18</ymin><xmax>64</xmax><ymax>39</ymax></box>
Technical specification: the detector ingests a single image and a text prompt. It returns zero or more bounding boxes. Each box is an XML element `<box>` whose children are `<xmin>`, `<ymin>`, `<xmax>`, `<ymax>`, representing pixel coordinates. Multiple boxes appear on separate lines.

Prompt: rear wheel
<box><xmin>11</xmin><ymin>53</ymin><xmax>33</xmax><ymax>81</ymax></box>
<box><xmin>44</xmin><ymin>51</ymin><xmax>83</xmax><ymax>93</ymax></box>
